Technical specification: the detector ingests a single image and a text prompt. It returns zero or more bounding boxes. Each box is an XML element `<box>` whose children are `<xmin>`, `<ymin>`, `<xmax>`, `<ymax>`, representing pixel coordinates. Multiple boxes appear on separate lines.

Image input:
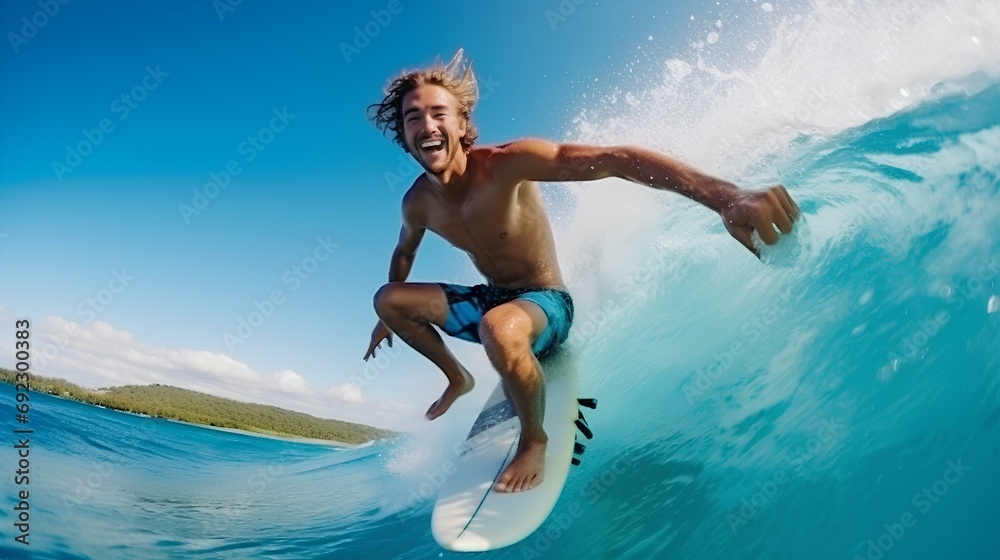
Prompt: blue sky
<box><xmin>0</xmin><ymin>0</ymin><xmax>772</xmax><ymax>429</ymax></box>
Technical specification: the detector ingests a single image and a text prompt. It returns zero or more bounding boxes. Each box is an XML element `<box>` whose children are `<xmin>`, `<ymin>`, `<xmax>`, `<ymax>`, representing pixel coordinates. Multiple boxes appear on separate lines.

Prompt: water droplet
<box><xmin>707</xmin><ymin>32</ymin><xmax>719</xmax><ymax>44</ymax></box>
<box><xmin>971</xmin><ymin>36</ymin><xmax>981</xmax><ymax>46</ymax></box>
<box><xmin>761</xmin><ymin>3</ymin><xmax>773</xmax><ymax>12</ymax></box>
<box><xmin>988</xmin><ymin>295</ymin><xmax>999</xmax><ymax>314</ymax></box>
<box><xmin>715</xmin><ymin>19</ymin><xmax>723</xmax><ymax>28</ymax></box>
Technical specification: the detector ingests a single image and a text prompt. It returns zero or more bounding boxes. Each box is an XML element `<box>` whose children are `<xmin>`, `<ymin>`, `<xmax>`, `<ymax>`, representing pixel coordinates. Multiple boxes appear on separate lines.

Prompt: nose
<box><xmin>419</xmin><ymin>115</ymin><xmax>439</xmax><ymax>136</ymax></box>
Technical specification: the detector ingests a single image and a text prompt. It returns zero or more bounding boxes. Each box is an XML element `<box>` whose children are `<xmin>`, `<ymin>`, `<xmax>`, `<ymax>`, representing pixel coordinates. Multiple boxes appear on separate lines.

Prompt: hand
<box><xmin>364</xmin><ymin>321</ymin><xmax>393</xmax><ymax>361</ymax></box>
<box><xmin>721</xmin><ymin>185</ymin><xmax>799</xmax><ymax>258</ymax></box>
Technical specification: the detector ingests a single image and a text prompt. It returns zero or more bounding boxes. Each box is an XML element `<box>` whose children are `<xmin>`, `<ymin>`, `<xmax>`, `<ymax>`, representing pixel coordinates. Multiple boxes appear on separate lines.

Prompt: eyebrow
<box><xmin>403</xmin><ymin>104</ymin><xmax>449</xmax><ymax>117</ymax></box>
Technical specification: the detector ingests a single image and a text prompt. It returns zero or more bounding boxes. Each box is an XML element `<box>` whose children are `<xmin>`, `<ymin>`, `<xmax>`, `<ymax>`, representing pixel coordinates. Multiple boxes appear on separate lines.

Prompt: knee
<box><xmin>479</xmin><ymin>310</ymin><xmax>532</xmax><ymax>371</ymax></box>
<box><xmin>373</xmin><ymin>282</ymin><xmax>403</xmax><ymax>318</ymax></box>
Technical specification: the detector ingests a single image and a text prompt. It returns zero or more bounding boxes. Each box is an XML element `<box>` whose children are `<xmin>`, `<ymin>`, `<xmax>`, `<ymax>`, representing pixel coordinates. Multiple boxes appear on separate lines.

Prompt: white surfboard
<box><xmin>431</xmin><ymin>350</ymin><xmax>580</xmax><ymax>552</ymax></box>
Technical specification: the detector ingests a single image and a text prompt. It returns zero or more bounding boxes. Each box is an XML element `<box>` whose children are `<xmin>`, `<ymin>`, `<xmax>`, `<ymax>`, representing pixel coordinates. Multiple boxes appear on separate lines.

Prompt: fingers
<box><xmin>772</xmin><ymin>205</ymin><xmax>794</xmax><ymax>234</ymax></box>
<box><xmin>776</xmin><ymin>185</ymin><xmax>799</xmax><ymax>221</ymax></box>
<box><xmin>364</xmin><ymin>338</ymin><xmax>383</xmax><ymax>361</ymax></box>
<box><xmin>729</xmin><ymin>223</ymin><xmax>760</xmax><ymax>258</ymax></box>
<box><xmin>752</xmin><ymin>213</ymin><xmax>780</xmax><ymax>245</ymax></box>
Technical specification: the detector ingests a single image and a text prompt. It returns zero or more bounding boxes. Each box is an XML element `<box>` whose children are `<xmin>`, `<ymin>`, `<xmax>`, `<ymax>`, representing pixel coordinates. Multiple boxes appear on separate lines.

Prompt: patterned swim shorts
<box><xmin>436</xmin><ymin>283</ymin><xmax>574</xmax><ymax>358</ymax></box>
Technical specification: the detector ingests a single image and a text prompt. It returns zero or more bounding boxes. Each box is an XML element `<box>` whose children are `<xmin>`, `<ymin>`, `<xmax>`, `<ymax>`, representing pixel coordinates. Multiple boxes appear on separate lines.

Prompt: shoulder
<box><xmin>488</xmin><ymin>138</ymin><xmax>559</xmax><ymax>159</ymax></box>
<box><xmin>401</xmin><ymin>174</ymin><xmax>434</xmax><ymax>226</ymax></box>
<box><xmin>472</xmin><ymin>139</ymin><xmax>560</xmax><ymax>182</ymax></box>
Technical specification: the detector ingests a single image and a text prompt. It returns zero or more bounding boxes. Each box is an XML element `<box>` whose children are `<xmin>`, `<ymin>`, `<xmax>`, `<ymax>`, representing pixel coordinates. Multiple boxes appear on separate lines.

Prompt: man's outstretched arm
<box><xmin>492</xmin><ymin>138</ymin><xmax>799</xmax><ymax>255</ymax></box>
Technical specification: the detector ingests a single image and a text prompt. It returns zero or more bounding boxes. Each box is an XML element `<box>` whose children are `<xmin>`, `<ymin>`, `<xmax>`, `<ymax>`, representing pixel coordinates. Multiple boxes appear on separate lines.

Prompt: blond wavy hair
<box><xmin>368</xmin><ymin>50</ymin><xmax>480</xmax><ymax>153</ymax></box>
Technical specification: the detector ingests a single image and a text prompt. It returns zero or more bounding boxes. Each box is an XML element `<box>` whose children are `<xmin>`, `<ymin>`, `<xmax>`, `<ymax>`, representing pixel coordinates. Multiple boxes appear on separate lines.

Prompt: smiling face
<box><xmin>401</xmin><ymin>84</ymin><xmax>468</xmax><ymax>175</ymax></box>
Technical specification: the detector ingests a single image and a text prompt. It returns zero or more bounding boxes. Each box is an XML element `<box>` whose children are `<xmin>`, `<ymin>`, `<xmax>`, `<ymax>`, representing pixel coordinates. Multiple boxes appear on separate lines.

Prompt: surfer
<box><xmin>363</xmin><ymin>51</ymin><xmax>799</xmax><ymax>493</ymax></box>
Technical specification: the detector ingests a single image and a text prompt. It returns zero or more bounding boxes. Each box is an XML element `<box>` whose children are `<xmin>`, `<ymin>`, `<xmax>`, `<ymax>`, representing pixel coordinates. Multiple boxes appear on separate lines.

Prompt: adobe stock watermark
<box><xmin>7</xmin><ymin>0</ymin><xmax>71</xmax><ymax>54</ymax></box>
<box><xmin>179</xmin><ymin>106</ymin><xmax>296</xmax><ymax>223</ymax></box>
<box><xmin>51</xmin><ymin>65</ymin><xmax>169</xmax><ymax>182</ymax></box>
<box><xmin>60</xmin><ymin>460</ymin><xmax>113</xmax><ymax>518</ymax></box>
<box><xmin>212</xmin><ymin>0</ymin><xmax>244</xmax><ymax>22</ymax></box>
<box><xmin>352</xmin><ymin>290</ymin><xmax>447</xmax><ymax>390</ymax></box>
<box><xmin>200</xmin><ymin>461</ymin><xmax>289</xmax><ymax>538</ymax></box>
<box><xmin>32</xmin><ymin>268</ymin><xmax>136</xmax><ymax>373</ymax></box>
<box><xmin>223</xmin><ymin>236</ymin><xmax>339</xmax><ymax>352</ymax></box>
<box><xmin>352</xmin><ymin>327</ymin><xmax>404</xmax><ymax>389</ymax></box>
<box><xmin>340</xmin><ymin>0</ymin><xmax>411</xmax><ymax>63</ymax></box>
<box><xmin>518</xmin><ymin>455</ymin><xmax>635</xmax><ymax>558</ymax></box>
<box><xmin>939</xmin><ymin>255</ymin><xmax>1000</xmax><ymax>313</ymax></box>
<box><xmin>76</xmin><ymin>268</ymin><xmax>136</xmax><ymax>323</ymax></box>
<box><xmin>683</xmin><ymin>287</ymin><xmax>795</xmax><ymax>403</ymax></box>
<box><xmin>851</xmin><ymin>459</ymin><xmax>970</xmax><ymax>560</ymax></box>
<box><xmin>394</xmin><ymin>458</ymin><xmax>457</xmax><ymax>516</ymax></box>
<box><xmin>726</xmin><ymin>418</ymin><xmax>841</xmax><ymax>534</ymax></box>
<box><xmin>882</xmin><ymin>254</ymin><xmax>999</xmax><ymax>379</ymax></box>
<box><xmin>392</xmin><ymin>429</ymin><xmax>505</xmax><ymax>519</ymax></box>
<box><xmin>544</xmin><ymin>0</ymin><xmax>589</xmax><ymax>31</ymax></box>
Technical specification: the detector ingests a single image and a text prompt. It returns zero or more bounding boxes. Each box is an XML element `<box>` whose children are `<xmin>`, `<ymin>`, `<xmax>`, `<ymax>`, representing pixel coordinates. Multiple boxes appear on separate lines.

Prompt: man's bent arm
<box><xmin>388</xmin><ymin>226</ymin><xmax>422</xmax><ymax>282</ymax></box>
<box><xmin>387</xmin><ymin>190</ymin><xmax>426</xmax><ymax>282</ymax></box>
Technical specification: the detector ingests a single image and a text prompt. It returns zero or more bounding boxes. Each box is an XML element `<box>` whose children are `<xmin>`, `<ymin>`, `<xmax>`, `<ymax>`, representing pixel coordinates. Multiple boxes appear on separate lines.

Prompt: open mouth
<box><xmin>418</xmin><ymin>138</ymin><xmax>446</xmax><ymax>157</ymax></box>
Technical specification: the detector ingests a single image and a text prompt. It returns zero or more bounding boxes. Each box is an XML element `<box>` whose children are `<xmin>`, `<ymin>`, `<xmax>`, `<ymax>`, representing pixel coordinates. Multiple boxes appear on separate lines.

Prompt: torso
<box><xmin>408</xmin><ymin>147</ymin><xmax>565</xmax><ymax>290</ymax></box>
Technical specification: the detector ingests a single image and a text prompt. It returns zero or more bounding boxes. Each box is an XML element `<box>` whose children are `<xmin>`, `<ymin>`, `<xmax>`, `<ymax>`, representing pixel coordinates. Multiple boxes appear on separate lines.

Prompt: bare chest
<box><xmin>426</xmin><ymin>185</ymin><xmax>519</xmax><ymax>255</ymax></box>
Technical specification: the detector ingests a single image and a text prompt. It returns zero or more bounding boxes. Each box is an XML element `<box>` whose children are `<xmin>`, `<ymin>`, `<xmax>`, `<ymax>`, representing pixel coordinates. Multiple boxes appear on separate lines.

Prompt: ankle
<box><xmin>521</xmin><ymin>432</ymin><xmax>548</xmax><ymax>446</ymax></box>
<box><xmin>446</xmin><ymin>372</ymin><xmax>474</xmax><ymax>391</ymax></box>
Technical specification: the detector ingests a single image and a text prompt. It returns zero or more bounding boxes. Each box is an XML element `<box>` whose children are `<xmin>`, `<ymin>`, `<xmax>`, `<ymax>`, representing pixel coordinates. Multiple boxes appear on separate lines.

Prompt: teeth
<box><xmin>420</xmin><ymin>140</ymin><xmax>443</xmax><ymax>149</ymax></box>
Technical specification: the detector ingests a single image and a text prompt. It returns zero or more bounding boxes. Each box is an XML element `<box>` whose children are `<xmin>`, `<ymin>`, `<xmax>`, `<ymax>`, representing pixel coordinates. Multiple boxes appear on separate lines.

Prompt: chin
<box><xmin>422</xmin><ymin>156</ymin><xmax>450</xmax><ymax>175</ymax></box>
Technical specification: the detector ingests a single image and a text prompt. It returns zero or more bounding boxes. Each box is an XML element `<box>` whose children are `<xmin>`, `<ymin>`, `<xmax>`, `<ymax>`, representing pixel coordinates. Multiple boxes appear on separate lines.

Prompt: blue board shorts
<box><xmin>436</xmin><ymin>283</ymin><xmax>574</xmax><ymax>358</ymax></box>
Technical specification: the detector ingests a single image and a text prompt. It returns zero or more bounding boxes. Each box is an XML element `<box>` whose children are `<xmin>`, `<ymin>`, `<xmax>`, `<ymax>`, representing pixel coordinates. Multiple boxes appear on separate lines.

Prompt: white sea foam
<box><xmin>554</xmin><ymin>0</ymin><xmax>1000</xmax><ymax>306</ymax></box>
<box><xmin>571</xmin><ymin>0</ymin><xmax>1000</xmax><ymax>176</ymax></box>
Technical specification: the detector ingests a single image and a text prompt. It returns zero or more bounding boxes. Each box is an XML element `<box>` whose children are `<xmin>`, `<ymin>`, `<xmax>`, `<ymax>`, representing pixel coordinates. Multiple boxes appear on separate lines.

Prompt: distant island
<box><xmin>0</xmin><ymin>368</ymin><xmax>394</xmax><ymax>444</ymax></box>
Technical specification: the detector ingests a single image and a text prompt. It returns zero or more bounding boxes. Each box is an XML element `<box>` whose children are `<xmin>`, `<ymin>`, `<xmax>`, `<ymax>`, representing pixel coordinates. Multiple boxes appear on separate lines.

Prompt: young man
<box><xmin>364</xmin><ymin>52</ymin><xmax>798</xmax><ymax>494</ymax></box>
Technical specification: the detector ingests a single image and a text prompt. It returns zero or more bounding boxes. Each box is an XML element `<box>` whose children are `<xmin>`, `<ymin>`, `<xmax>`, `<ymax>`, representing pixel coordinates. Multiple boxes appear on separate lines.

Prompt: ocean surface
<box><xmin>3</xmin><ymin>0</ymin><xmax>1000</xmax><ymax>558</ymax></box>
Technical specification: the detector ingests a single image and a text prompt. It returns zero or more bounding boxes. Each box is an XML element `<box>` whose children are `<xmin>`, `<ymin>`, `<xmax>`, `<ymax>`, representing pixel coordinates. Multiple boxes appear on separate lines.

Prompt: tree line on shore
<box><xmin>0</xmin><ymin>368</ymin><xmax>393</xmax><ymax>444</ymax></box>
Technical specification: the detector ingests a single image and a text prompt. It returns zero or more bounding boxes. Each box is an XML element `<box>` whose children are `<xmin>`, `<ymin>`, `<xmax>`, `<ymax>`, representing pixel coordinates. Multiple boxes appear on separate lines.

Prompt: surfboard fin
<box><xmin>575</xmin><ymin>411</ymin><xmax>594</xmax><ymax>440</ymax></box>
<box><xmin>572</xmin><ymin>398</ymin><xmax>597</xmax><ymax>467</ymax></box>
<box><xmin>571</xmin><ymin>439</ymin><xmax>586</xmax><ymax>466</ymax></box>
<box><xmin>574</xmin><ymin>417</ymin><xmax>593</xmax><ymax>439</ymax></box>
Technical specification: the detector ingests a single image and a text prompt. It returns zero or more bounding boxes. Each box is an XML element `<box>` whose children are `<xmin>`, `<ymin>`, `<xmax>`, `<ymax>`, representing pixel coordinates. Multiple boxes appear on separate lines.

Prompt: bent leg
<box><xmin>479</xmin><ymin>300</ymin><xmax>549</xmax><ymax>493</ymax></box>
<box><xmin>373</xmin><ymin>282</ymin><xmax>474</xmax><ymax>419</ymax></box>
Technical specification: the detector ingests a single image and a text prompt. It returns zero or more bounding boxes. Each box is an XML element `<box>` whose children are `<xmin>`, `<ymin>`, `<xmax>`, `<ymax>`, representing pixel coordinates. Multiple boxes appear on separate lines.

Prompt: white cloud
<box><xmin>23</xmin><ymin>315</ymin><xmax>412</xmax><ymax>431</ymax></box>
<box><xmin>325</xmin><ymin>383</ymin><xmax>363</xmax><ymax>404</ymax></box>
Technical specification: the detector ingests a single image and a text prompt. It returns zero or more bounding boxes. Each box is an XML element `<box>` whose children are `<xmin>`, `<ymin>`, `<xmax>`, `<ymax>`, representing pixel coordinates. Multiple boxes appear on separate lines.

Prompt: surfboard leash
<box><xmin>571</xmin><ymin>398</ymin><xmax>598</xmax><ymax>466</ymax></box>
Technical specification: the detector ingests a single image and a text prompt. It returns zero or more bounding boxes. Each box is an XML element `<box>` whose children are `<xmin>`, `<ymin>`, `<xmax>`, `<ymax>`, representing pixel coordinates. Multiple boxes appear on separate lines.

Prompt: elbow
<box><xmin>596</xmin><ymin>146</ymin><xmax>636</xmax><ymax>181</ymax></box>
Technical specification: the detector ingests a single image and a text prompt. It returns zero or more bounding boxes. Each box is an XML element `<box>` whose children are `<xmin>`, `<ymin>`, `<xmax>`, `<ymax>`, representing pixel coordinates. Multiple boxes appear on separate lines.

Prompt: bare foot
<box><xmin>493</xmin><ymin>437</ymin><xmax>547</xmax><ymax>493</ymax></box>
<box><xmin>425</xmin><ymin>368</ymin><xmax>475</xmax><ymax>420</ymax></box>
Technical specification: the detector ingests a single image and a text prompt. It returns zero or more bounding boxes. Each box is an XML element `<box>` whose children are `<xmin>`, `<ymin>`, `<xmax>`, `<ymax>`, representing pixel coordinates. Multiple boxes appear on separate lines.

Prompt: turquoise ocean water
<box><xmin>3</xmin><ymin>1</ymin><xmax>1000</xmax><ymax>558</ymax></box>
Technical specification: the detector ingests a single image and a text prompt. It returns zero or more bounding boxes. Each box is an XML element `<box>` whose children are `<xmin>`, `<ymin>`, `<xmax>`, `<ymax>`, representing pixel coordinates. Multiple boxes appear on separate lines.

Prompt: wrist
<box><xmin>709</xmin><ymin>180</ymin><xmax>740</xmax><ymax>213</ymax></box>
